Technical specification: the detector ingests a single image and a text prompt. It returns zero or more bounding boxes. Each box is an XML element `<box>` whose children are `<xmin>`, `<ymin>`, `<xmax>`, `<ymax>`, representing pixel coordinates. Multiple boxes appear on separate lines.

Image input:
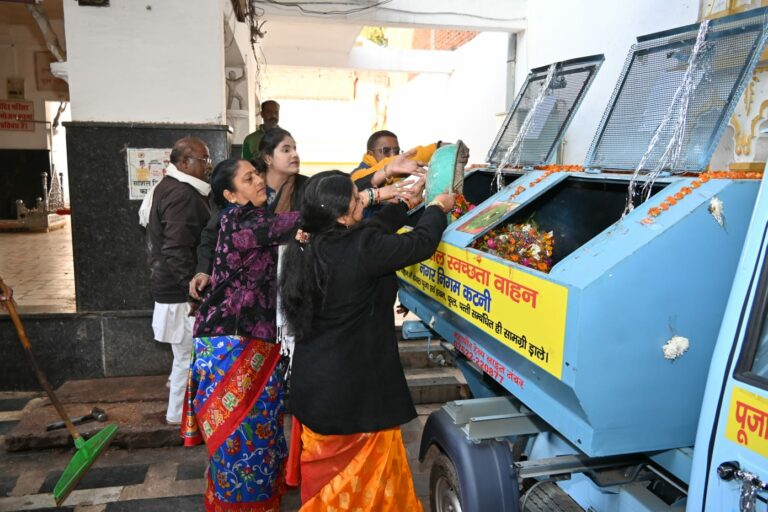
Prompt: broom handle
<box><xmin>0</xmin><ymin>279</ymin><xmax>82</xmax><ymax>442</ymax></box>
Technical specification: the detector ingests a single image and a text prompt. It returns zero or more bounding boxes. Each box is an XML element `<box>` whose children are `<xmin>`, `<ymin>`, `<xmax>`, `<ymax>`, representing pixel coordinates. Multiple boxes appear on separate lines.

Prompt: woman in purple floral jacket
<box><xmin>182</xmin><ymin>158</ymin><xmax>300</xmax><ymax>512</ymax></box>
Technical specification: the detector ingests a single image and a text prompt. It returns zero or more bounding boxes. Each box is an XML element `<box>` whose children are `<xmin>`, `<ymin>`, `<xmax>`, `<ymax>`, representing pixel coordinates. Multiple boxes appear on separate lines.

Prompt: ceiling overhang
<box><xmin>256</xmin><ymin>0</ymin><xmax>525</xmax><ymax>73</ymax></box>
<box><xmin>253</xmin><ymin>0</ymin><xmax>526</xmax><ymax>32</ymax></box>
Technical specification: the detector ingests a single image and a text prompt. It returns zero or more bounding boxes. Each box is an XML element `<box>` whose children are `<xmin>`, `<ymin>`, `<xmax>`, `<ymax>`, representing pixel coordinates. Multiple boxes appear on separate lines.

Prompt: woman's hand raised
<box><xmin>383</xmin><ymin>148</ymin><xmax>426</xmax><ymax>179</ymax></box>
<box><xmin>396</xmin><ymin>175</ymin><xmax>426</xmax><ymax>208</ymax></box>
<box><xmin>376</xmin><ymin>175</ymin><xmax>426</xmax><ymax>209</ymax></box>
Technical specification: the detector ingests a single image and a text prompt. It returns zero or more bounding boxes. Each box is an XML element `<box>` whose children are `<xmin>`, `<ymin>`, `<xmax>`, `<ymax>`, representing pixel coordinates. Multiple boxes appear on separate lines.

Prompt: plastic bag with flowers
<box><xmin>473</xmin><ymin>217</ymin><xmax>555</xmax><ymax>273</ymax></box>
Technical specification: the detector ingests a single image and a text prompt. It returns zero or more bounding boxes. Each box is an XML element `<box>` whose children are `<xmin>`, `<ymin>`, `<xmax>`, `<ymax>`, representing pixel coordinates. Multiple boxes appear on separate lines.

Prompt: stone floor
<box><xmin>0</xmin><ymin>220</ymin><xmax>76</xmax><ymax>313</ymax></box>
<box><xmin>0</xmin><ymin>390</ymin><xmax>439</xmax><ymax>512</ymax></box>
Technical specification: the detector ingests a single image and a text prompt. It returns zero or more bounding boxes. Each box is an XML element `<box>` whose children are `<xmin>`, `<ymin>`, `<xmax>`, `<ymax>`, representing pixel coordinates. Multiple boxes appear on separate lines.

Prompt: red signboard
<box><xmin>0</xmin><ymin>100</ymin><xmax>34</xmax><ymax>131</ymax></box>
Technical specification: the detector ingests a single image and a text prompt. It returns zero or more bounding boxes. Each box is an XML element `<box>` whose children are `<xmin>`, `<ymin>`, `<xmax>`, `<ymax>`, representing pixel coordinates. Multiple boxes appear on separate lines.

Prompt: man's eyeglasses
<box><xmin>187</xmin><ymin>155</ymin><xmax>212</xmax><ymax>165</ymax></box>
<box><xmin>373</xmin><ymin>146</ymin><xmax>401</xmax><ymax>157</ymax></box>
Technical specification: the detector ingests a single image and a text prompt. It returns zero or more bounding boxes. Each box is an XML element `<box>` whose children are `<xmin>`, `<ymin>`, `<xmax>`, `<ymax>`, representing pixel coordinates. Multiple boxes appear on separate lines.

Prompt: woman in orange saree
<box><xmin>279</xmin><ymin>170</ymin><xmax>455</xmax><ymax>510</ymax></box>
<box><xmin>291</xmin><ymin>422</ymin><xmax>421</xmax><ymax>511</ymax></box>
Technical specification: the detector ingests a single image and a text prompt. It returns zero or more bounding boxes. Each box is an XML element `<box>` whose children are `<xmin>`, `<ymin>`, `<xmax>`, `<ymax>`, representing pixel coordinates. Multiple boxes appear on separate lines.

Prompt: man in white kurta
<box><xmin>141</xmin><ymin>137</ymin><xmax>212</xmax><ymax>424</ymax></box>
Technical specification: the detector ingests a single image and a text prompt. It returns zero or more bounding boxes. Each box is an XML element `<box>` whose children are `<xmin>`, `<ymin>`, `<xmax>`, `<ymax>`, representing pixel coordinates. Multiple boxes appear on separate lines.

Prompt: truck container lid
<box><xmin>485</xmin><ymin>54</ymin><xmax>605</xmax><ymax>168</ymax></box>
<box><xmin>584</xmin><ymin>7</ymin><xmax>768</xmax><ymax>173</ymax></box>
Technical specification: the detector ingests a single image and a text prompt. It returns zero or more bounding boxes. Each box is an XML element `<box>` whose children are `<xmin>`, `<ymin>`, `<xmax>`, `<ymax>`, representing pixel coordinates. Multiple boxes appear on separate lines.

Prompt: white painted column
<box><xmin>62</xmin><ymin>0</ymin><xmax>226</xmax><ymax>124</ymax></box>
<box><xmin>221</xmin><ymin>0</ymin><xmax>260</xmax><ymax>143</ymax></box>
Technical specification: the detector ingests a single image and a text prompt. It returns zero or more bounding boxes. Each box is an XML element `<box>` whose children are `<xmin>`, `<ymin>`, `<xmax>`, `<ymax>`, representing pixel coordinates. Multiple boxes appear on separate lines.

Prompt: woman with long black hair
<box><xmin>252</xmin><ymin>127</ymin><xmax>306</xmax><ymax>214</ymax></box>
<box><xmin>279</xmin><ymin>170</ymin><xmax>455</xmax><ymax>510</ymax></box>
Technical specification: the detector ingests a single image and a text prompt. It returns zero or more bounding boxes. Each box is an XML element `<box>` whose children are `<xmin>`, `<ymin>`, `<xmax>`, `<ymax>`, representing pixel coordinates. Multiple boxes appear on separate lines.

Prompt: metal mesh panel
<box><xmin>585</xmin><ymin>8</ymin><xmax>768</xmax><ymax>172</ymax></box>
<box><xmin>486</xmin><ymin>56</ymin><xmax>603</xmax><ymax>166</ymax></box>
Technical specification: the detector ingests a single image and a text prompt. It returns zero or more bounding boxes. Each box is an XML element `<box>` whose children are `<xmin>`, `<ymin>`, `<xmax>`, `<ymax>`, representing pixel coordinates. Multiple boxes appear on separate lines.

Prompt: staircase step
<box><xmin>4</xmin><ymin>337</ymin><xmax>469</xmax><ymax>451</ymax></box>
<box><xmin>42</xmin><ymin>375</ymin><xmax>168</xmax><ymax>404</ymax></box>
<box><xmin>5</xmin><ymin>371</ymin><xmax>469</xmax><ymax>451</ymax></box>
<box><xmin>405</xmin><ymin>368</ymin><xmax>469</xmax><ymax>405</ymax></box>
<box><xmin>398</xmin><ymin>340</ymin><xmax>449</xmax><ymax>369</ymax></box>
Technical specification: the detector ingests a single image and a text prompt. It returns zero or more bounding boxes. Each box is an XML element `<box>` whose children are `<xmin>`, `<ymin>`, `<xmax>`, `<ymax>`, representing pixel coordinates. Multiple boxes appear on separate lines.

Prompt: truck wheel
<box><xmin>430</xmin><ymin>450</ymin><xmax>463</xmax><ymax>512</ymax></box>
<box><xmin>521</xmin><ymin>481</ymin><xmax>583</xmax><ymax>512</ymax></box>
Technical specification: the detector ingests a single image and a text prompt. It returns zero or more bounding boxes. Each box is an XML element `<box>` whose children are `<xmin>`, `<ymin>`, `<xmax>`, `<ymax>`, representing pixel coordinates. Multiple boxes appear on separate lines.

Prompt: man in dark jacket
<box><xmin>145</xmin><ymin>136</ymin><xmax>212</xmax><ymax>425</ymax></box>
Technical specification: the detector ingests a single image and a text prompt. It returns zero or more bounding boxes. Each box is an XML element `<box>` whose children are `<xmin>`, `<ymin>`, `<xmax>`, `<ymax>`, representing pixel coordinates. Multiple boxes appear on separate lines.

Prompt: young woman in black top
<box><xmin>279</xmin><ymin>170</ymin><xmax>455</xmax><ymax>510</ymax></box>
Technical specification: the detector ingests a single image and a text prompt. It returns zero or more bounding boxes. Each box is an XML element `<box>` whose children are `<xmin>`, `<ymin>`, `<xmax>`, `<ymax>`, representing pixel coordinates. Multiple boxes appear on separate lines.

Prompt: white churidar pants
<box><xmin>152</xmin><ymin>302</ymin><xmax>194</xmax><ymax>424</ymax></box>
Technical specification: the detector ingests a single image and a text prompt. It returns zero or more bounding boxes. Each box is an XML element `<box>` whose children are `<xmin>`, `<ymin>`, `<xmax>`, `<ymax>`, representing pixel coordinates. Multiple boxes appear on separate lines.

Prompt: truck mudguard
<box><xmin>419</xmin><ymin>408</ymin><xmax>520</xmax><ymax>511</ymax></box>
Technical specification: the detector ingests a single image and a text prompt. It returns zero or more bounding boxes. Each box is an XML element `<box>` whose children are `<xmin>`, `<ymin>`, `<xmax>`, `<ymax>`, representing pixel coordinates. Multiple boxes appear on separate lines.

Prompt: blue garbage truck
<box><xmin>399</xmin><ymin>8</ymin><xmax>768</xmax><ymax>511</ymax></box>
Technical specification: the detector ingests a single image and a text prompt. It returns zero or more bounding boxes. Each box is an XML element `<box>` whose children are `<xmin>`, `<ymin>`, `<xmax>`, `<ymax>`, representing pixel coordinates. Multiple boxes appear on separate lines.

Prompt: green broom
<box><xmin>0</xmin><ymin>278</ymin><xmax>118</xmax><ymax>506</ymax></box>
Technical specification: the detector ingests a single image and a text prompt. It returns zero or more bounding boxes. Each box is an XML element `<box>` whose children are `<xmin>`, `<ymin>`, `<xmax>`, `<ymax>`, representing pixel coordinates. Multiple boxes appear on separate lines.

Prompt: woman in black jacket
<box><xmin>279</xmin><ymin>170</ymin><xmax>454</xmax><ymax>510</ymax></box>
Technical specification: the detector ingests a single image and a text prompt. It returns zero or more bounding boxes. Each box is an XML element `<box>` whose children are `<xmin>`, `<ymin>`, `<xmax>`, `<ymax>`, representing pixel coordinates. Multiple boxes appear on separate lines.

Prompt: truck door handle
<box><xmin>717</xmin><ymin>461</ymin><xmax>768</xmax><ymax>512</ymax></box>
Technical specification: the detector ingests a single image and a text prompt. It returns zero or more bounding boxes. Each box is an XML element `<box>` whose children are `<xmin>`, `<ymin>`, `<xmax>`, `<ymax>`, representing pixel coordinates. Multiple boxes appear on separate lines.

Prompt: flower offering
<box><xmin>451</xmin><ymin>193</ymin><xmax>475</xmax><ymax>221</ymax></box>
<box><xmin>473</xmin><ymin>218</ymin><xmax>555</xmax><ymax>273</ymax></box>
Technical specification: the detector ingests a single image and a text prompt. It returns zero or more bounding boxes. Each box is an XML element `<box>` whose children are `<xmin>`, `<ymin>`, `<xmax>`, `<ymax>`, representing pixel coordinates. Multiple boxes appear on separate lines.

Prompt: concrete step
<box><xmin>4</xmin><ymin>376</ymin><xmax>180</xmax><ymax>452</ymax></box>
<box><xmin>398</xmin><ymin>339</ymin><xmax>450</xmax><ymax>369</ymax></box>
<box><xmin>40</xmin><ymin>375</ymin><xmax>168</xmax><ymax>404</ymax></box>
<box><xmin>5</xmin><ymin>399</ymin><xmax>180</xmax><ymax>452</ymax></box>
<box><xmin>4</xmin><ymin>366</ymin><xmax>467</xmax><ymax>451</ymax></box>
<box><xmin>406</xmin><ymin>367</ymin><xmax>469</xmax><ymax>405</ymax></box>
<box><xmin>3</xmin><ymin>323</ymin><xmax>461</xmax><ymax>452</ymax></box>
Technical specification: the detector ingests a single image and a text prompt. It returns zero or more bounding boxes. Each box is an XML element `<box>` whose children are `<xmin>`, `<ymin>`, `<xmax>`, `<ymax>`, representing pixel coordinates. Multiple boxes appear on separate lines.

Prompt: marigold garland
<box><xmin>529</xmin><ymin>170</ymin><xmax>558</xmax><ymax>188</ymax></box>
<box><xmin>639</xmin><ymin>171</ymin><xmax>761</xmax><ymax>225</ymax></box>
<box><xmin>463</xmin><ymin>166</ymin><xmax>761</xmax><ymax>227</ymax></box>
<box><xmin>703</xmin><ymin>170</ymin><xmax>762</xmax><ymax>180</ymax></box>
<box><xmin>534</xmin><ymin>164</ymin><xmax>584</xmax><ymax>172</ymax></box>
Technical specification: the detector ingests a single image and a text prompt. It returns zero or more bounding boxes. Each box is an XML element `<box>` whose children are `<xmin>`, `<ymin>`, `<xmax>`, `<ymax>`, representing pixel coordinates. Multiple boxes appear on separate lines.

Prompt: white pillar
<box><xmin>62</xmin><ymin>0</ymin><xmax>226</xmax><ymax>124</ymax></box>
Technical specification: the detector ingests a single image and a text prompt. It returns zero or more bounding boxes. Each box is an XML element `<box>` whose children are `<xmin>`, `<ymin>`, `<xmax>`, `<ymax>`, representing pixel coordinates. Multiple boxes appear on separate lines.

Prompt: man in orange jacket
<box><xmin>351</xmin><ymin>130</ymin><xmax>441</xmax><ymax>190</ymax></box>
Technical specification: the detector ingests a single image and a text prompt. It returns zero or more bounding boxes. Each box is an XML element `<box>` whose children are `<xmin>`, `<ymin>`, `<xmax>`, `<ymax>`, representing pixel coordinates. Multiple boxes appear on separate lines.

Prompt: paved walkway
<box><xmin>0</xmin><ymin>392</ymin><xmax>438</xmax><ymax>512</ymax></box>
<box><xmin>0</xmin><ymin>220</ymin><xmax>75</xmax><ymax>313</ymax></box>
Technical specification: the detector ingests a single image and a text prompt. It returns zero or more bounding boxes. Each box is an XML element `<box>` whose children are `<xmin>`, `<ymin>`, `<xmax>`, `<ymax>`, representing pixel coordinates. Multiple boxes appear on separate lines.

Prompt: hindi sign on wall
<box><xmin>0</xmin><ymin>100</ymin><xmax>34</xmax><ymax>131</ymax></box>
<box><xmin>126</xmin><ymin>148</ymin><xmax>172</xmax><ymax>200</ymax></box>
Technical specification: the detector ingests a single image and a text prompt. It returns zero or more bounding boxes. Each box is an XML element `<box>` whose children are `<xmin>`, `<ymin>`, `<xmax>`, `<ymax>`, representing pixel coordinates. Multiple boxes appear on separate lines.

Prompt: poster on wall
<box><xmin>0</xmin><ymin>100</ymin><xmax>34</xmax><ymax>131</ymax></box>
<box><xmin>6</xmin><ymin>78</ymin><xmax>24</xmax><ymax>99</ymax></box>
<box><xmin>126</xmin><ymin>148</ymin><xmax>172</xmax><ymax>200</ymax></box>
<box><xmin>34</xmin><ymin>52</ymin><xmax>68</xmax><ymax>94</ymax></box>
